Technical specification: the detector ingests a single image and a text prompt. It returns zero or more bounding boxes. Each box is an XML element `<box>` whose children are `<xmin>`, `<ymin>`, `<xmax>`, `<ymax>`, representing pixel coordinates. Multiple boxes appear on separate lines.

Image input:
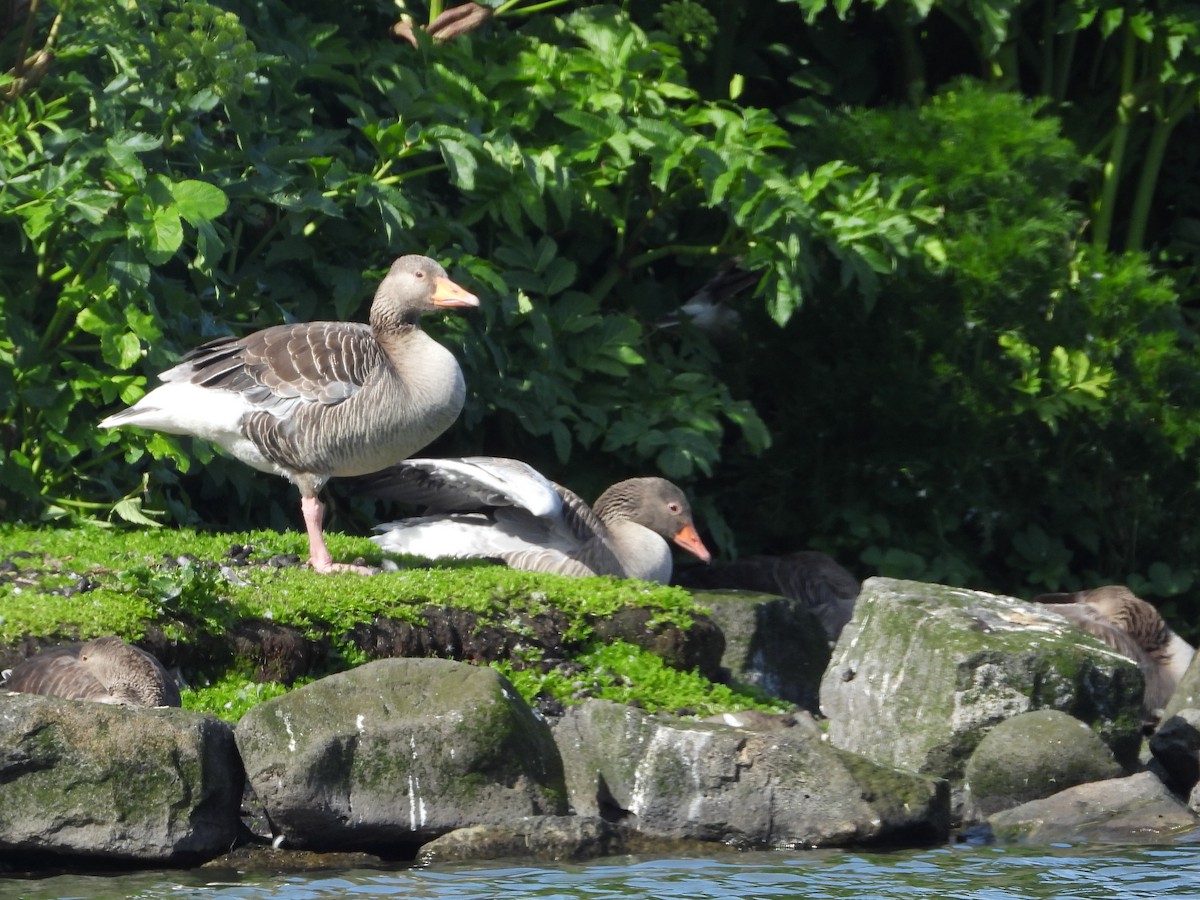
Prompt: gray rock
<box><xmin>234</xmin><ymin>658</ymin><xmax>568</xmax><ymax>852</ymax></box>
<box><xmin>820</xmin><ymin>578</ymin><xmax>1145</xmax><ymax>784</ymax></box>
<box><xmin>552</xmin><ymin>699</ymin><xmax>949</xmax><ymax>848</ymax></box>
<box><xmin>1163</xmin><ymin>651</ymin><xmax>1200</xmax><ymax>721</ymax></box>
<box><xmin>964</xmin><ymin>709</ymin><xmax>1123</xmax><ymax>818</ymax></box>
<box><xmin>0</xmin><ymin>692</ymin><xmax>242</xmax><ymax>863</ymax></box>
<box><xmin>416</xmin><ymin>815</ymin><xmax>626</xmax><ymax>864</ymax></box>
<box><xmin>695</xmin><ymin>590</ymin><xmax>830</xmax><ymax>713</ymax></box>
<box><xmin>1149</xmin><ymin>709</ymin><xmax>1200</xmax><ymax>797</ymax></box>
<box><xmin>988</xmin><ymin>771</ymin><xmax>1200</xmax><ymax>844</ymax></box>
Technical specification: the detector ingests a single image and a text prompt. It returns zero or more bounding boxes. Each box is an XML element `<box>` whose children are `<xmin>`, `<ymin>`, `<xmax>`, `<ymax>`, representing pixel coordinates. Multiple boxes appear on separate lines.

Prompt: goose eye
<box><xmin>668</xmin><ymin>501</ymin><xmax>681</xmax><ymax>514</ymax></box>
<box><xmin>415</xmin><ymin>270</ymin><xmax>426</xmax><ymax>279</ymax></box>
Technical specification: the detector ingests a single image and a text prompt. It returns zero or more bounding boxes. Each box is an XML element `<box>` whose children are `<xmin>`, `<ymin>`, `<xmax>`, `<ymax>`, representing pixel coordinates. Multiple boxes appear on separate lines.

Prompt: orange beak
<box><xmin>432</xmin><ymin>276</ymin><xmax>480</xmax><ymax>309</ymax></box>
<box><xmin>672</xmin><ymin>523</ymin><xmax>711</xmax><ymax>563</ymax></box>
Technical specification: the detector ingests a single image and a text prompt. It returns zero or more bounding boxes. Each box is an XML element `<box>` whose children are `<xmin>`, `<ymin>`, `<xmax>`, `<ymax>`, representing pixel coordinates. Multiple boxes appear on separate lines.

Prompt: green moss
<box><xmin>1</xmin><ymin>525</ymin><xmax>739</xmax><ymax>723</ymax></box>
<box><xmin>496</xmin><ymin>640</ymin><xmax>793</xmax><ymax>717</ymax></box>
<box><xmin>0</xmin><ymin>524</ymin><xmax>701</xmax><ymax>644</ymax></box>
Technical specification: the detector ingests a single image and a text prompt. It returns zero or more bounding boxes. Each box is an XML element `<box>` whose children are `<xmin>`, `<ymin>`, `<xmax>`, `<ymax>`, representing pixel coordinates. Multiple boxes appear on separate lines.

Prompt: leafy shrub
<box><xmin>1</xmin><ymin>0</ymin><xmax>934</xmax><ymax>540</ymax></box>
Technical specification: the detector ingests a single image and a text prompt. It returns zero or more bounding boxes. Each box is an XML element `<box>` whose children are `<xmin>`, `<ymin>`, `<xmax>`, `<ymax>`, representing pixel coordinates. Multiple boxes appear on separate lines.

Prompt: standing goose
<box><xmin>2</xmin><ymin>636</ymin><xmax>181</xmax><ymax>707</ymax></box>
<box><xmin>366</xmin><ymin>456</ymin><xmax>712</xmax><ymax>582</ymax></box>
<box><xmin>100</xmin><ymin>255</ymin><xmax>479</xmax><ymax>573</ymax></box>
<box><xmin>1034</xmin><ymin>585</ymin><xmax>1195</xmax><ymax>715</ymax></box>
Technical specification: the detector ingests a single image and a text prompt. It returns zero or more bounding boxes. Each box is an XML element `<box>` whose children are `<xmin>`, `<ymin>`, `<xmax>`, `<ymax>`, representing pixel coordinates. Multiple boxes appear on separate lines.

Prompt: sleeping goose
<box><xmin>2</xmin><ymin>636</ymin><xmax>181</xmax><ymax>707</ymax></box>
<box><xmin>674</xmin><ymin>549</ymin><xmax>860</xmax><ymax>643</ymax></box>
<box><xmin>366</xmin><ymin>456</ymin><xmax>712</xmax><ymax>582</ymax></box>
<box><xmin>100</xmin><ymin>255</ymin><xmax>479</xmax><ymax>574</ymax></box>
<box><xmin>1034</xmin><ymin>585</ymin><xmax>1195</xmax><ymax>715</ymax></box>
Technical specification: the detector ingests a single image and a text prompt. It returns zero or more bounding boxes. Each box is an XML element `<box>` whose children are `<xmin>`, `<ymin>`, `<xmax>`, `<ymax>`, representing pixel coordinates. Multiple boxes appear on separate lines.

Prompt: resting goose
<box><xmin>100</xmin><ymin>255</ymin><xmax>479</xmax><ymax>574</ymax></box>
<box><xmin>2</xmin><ymin>636</ymin><xmax>181</xmax><ymax>707</ymax></box>
<box><xmin>366</xmin><ymin>456</ymin><xmax>712</xmax><ymax>582</ymax></box>
<box><xmin>674</xmin><ymin>550</ymin><xmax>860</xmax><ymax>643</ymax></box>
<box><xmin>1034</xmin><ymin>585</ymin><xmax>1195</xmax><ymax>715</ymax></box>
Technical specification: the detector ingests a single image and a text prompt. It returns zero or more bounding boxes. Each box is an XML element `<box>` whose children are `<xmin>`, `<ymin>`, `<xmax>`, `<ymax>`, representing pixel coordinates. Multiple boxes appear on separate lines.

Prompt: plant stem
<box><xmin>1125</xmin><ymin>92</ymin><xmax>1196</xmax><ymax>253</ymax></box>
<box><xmin>1092</xmin><ymin>24</ymin><xmax>1137</xmax><ymax>250</ymax></box>
<box><xmin>494</xmin><ymin>0</ymin><xmax>573</xmax><ymax>16</ymax></box>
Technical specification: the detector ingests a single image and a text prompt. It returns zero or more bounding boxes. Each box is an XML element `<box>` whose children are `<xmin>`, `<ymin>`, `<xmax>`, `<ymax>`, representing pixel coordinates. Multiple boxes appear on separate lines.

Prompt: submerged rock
<box><xmin>234</xmin><ymin>658</ymin><xmax>567</xmax><ymax>854</ymax></box>
<box><xmin>820</xmin><ymin>578</ymin><xmax>1145</xmax><ymax>790</ymax></box>
<box><xmin>416</xmin><ymin>815</ymin><xmax>627</xmax><ymax>864</ymax></box>
<box><xmin>0</xmin><ymin>693</ymin><xmax>242</xmax><ymax>863</ymax></box>
<box><xmin>552</xmin><ymin>699</ymin><xmax>949</xmax><ymax>849</ymax></box>
<box><xmin>987</xmin><ymin>771</ymin><xmax>1200</xmax><ymax>844</ymax></box>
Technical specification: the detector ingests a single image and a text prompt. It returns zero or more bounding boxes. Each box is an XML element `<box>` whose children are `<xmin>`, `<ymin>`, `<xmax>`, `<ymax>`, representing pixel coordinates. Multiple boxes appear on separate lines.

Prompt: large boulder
<box><xmin>0</xmin><ymin>693</ymin><xmax>242</xmax><ymax>863</ymax></box>
<box><xmin>694</xmin><ymin>590</ymin><xmax>830</xmax><ymax>713</ymax></box>
<box><xmin>988</xmin><ymin>772</ymin><xmax>1200</xmax><ymax>844</ymax></box>
<box><xmin>963</xmin><ymin>709</ymin><xmax>1123</xmax><ymax>818</ymax></box>
<box><xmin>234</xmin><ymin>658</ymin><xmax>568</xmax><ymax>853</ymax></box>
<box><xmin>552</xmin><ymin>699</ymin><xmax>949</xmax><ymax>848</ymax></box>
<box><xmin>820</xmin><ymin>578</ymin><xmax>1145</xmax><ymax>785</ymax></box>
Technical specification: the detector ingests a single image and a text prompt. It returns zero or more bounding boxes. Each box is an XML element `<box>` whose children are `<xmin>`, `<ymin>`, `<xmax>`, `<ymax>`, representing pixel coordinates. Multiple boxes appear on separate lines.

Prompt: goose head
<box><xmin>594</xmin><ymin>477</ymin><xmax>712</xmax><ymax>563</ymax></box>
<box><xmin>369</xmin><ymin>255</ymin><xmax>479</xmax><ymax>331</ymax></box>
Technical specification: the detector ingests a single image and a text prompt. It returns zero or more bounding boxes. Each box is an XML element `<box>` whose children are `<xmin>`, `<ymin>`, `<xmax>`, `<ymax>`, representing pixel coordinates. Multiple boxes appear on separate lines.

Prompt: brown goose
<box><xmin>366</xmin><ymin>456</ymin><xmax>711</xmax><ymax>582</ymax></box>
<box><xmin>1034</xmin><ymin>585</ymin><xmax>1195</xmax><ymax>715</ymax></box>
<box><xmin>2</xmin><ymin>636</ymin><xmax>181</xmax><ymax>707</ymax></box>
<box><xmin>100</xmin><ymin>255</ymin><xmax>479</xmax><ymax>573</ymax></box>
<box><xmin>674</xmin><ymin>550</ymin><xmax>860</xmax><ymax>642</ymax></box>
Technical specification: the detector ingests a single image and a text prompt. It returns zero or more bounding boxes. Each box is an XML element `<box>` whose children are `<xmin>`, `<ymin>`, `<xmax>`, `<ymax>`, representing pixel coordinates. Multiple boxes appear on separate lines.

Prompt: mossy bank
<box><xmin>0</xmin><ymin>524</ymin><xmax>789</xmax><ymax>721</ymax></box>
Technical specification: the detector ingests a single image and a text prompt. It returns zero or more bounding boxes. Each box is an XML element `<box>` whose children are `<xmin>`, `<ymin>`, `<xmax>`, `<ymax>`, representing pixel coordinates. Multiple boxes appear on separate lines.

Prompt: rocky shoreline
<box><xmin>3</xmin><ymin>576</ymin><xmax>1200</xmax><ymax>873</ymax></box>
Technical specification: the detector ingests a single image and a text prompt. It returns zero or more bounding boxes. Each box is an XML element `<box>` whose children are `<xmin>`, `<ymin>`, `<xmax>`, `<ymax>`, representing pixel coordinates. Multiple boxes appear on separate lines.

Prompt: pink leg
<box><xmin>300</xmin><ymin>495</ymin><xmax>375</xmax><ymax>575</ymax></box>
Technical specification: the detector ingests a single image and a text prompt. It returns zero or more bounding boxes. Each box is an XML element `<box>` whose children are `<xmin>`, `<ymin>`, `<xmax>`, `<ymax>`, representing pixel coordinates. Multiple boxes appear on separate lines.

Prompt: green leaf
<box><xmin>144</xmin><ymin>206</ymin><xmax>184</xmax><ymax>263</ymax></box>
<box><xmin>171</xmin><ymin>180</ymin><xmax>229</xmax><ymax>225</ymax></box>
<box><xmin>439</xmin><ymin>139</ymin><xmax>477</xmax><ymax>191</ymax></box>
<box><xmin>111</xmin><ymin>497</ymin><xmax>164</xmax><ymax>527</ymax></box>
<box><xmin>76</xmin><ymin>307</ymin><xmax>111</xmax><ymax>336</ymax></box>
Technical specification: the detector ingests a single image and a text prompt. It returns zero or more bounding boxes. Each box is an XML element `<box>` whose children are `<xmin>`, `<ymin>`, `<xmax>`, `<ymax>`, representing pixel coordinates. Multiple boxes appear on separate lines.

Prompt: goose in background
<box><xmin>366</xmin><ymin>456</ymin><xmax>711</xmax><ymax>582</ymax></box>
<box><xmin>674</xmin><ymin>549</ymin><xmax>860</xmax><ymax>643</ymax></box>
<box><xmin>2</xmin><ymin>636</ymin><xmax>181</xmax><ymax>707</ymax></box>
<box><xmin>658</xmin><ymin>258</ymin><xmax>760</xmax><ymax>337</ymax></box>
<box><xmin>100</xmin><ymin>255</ymin><xmax>480</xmax><ymax>574</ymax></box>
<box><xmin>1034</xmin><ymin>585</ymin><xmax>1195</xmax><ymax>715</ymax></box>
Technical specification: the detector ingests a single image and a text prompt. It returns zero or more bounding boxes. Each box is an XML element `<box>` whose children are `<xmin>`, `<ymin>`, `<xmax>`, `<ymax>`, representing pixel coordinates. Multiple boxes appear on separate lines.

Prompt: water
<box><xmin>5</xmin><ymin>845</ymin><xmax>1200</xmax><ymax>900</ymax></box>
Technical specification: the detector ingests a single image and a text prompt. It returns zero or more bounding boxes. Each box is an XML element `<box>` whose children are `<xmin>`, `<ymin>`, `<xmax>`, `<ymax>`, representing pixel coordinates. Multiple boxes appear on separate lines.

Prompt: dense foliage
<box><xmin>4</xmin><ymin>0</ymin><xmax>1200</xmax><ymax>633</ymax></box>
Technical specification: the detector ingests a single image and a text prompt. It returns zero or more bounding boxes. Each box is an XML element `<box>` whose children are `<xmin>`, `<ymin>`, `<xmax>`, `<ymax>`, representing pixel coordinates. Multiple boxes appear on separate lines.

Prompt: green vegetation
<box><xmin>3</xmin><ymin>0</ymin><xmax>1200</xmax><ymax>639</ymax></box>
<box><xmin>499</xmin><ymin>639</ymin><xmax>791</xmax><ymax>717</ymax></box>
<box><xmin>0</xmin><ymin>524</ymin><xmax>782</xmax><ymax>721</ymax></box>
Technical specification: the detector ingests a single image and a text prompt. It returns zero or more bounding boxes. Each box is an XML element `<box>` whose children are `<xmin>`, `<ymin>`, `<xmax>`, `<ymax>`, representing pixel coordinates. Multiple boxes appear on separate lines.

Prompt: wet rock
<box><xmin>695</xmin><ymin>589</ymin><xmax>830</xmax><ymax>713</ymax></box>
<box><xmin>988</xmin><ymin>771</ymin><xmax>1200</xmax><ymax>844</ymax></box>
<box><xmin>1149</xmin><ymin>709</ymin><xmax>1200</xmax><ymax>797</ymax></box>
<box><xmin>416</xmin><ymin>815</ymin><xmax>626</xmax><ymax>864</ymax></box>
<box><xmin>0</xmin><ymin>693</ymin><xmax>242</xmax><ymax>863</ymax></box>
<box><xmin>201</xmin><ymin>844</ymin><xmax>387</xmax><ymax>872</ymax></box>
<box><xmin>552</xmin><ymin>699</ymin><xmax>949</xmax><ymax>849</ymax></box>
<box><xmin>963</xmin><ymin>709</ymin><xmax>1123</xmax><ymax>819</ymax></box>
<box><xmin>234</xmin><ymin>658</ymin><xmax>567</xmax><ymax>854</ymax></box>
<box><xmin>820</xmin><ymin>577</ymin><xmax>1145</xmax><ymax>791</ymax></box>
